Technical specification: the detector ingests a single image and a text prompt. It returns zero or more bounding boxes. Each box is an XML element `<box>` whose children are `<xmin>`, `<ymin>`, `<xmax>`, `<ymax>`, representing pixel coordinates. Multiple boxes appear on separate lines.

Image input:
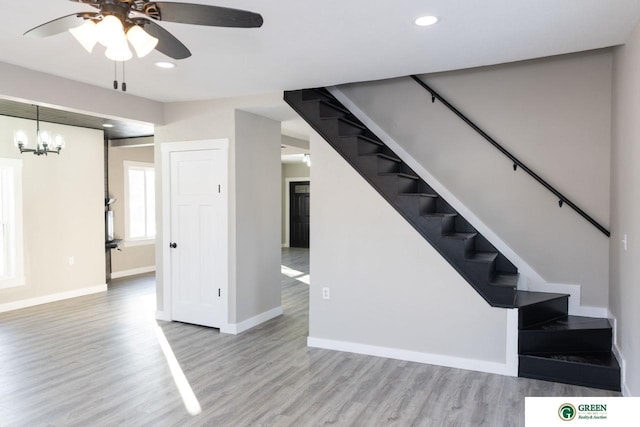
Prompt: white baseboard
<box><xmin>307</xmin><ymin>335</ymin><xmax>514</xmax><ymax>377</ymax></box>
<box><xmin>111</xmin><ymin>266</ymin><xmax>155</xmax><ymax>279</ymax></box>
<box><xmin>155</xmin><ymin>310</ymin><xmax>171</xmax><ymax>321</ymax></box>
<box><xmin>609</xmin><ymin>311</ymin><xmax>631</xmax><ymax>396</ymax></box>
<box><xmin>282</xmin><ymin>243</ymin><xmax>289</xmax><ymax>248</ymax></box>
<box><xmin>0</xmin><ymin>284</ymin><xmax>108</xmax><ymax>313</ymax></box>
<box><xmin>221</xmin><ymin>306</ymin><xmax>283</xmax><ymax>335</ymax></box>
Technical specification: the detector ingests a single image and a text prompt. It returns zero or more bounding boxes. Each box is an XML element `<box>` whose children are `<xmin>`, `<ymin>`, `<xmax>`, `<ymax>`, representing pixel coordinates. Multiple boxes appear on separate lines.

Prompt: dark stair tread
<box><xmin>317</xmin><ymin>99</ymin><xmax>350</xmax><ymax>114</ymax></box>
<box><xmin>422</xmin><ymin>212</ymin><xmax>457</xmax><ymax>219</ymax></box>
<box><xmin>398</xmin><ymin>192</ymin><xmax>439</xmax><ymax>198</ymax></box>
<box><xmin>322</xmin><ymin>116</ymin><xmax>366</xmax><ymax>129</ymax></box>
<box><xmin>441</xmin><ymin>232</ymin><xmax>477</xmax><ymax>240</ymax></box>
<box><xmin>379</xmin><ymin>172</ymin><xmax>420</xmax><ymax>180</ymax></box>
<box><xmin>522</xmin><ymin>315</ymin><xmax>612</xmax><ymax>332</ymax></box>
<box><xmin>340</xmin><ymin>134</ymin><xmax>384</xmax><ymax>145</ymax></box>
<box><xmin>515</xmin><ymin>291</ymin><xmax>569</xmax><ymax>308</ymax></box>
<box><xmin>521</xmin><ymin>352</ymin><xmax>619</xmax><ymax>369</ymax></box>
<box><xmin>360</xmin><ymin>153</ymin><xmax>402</xmax><ymax>163</ymax></box>
<box><xmin>490</xmin><ymin>273</ymin><xmax>518</xmax><ymax>288</ymax></box>
<box><xmin>466</xmin><ymin>252</ymin><xmax>498</xmax><ymax>263</ymax></box>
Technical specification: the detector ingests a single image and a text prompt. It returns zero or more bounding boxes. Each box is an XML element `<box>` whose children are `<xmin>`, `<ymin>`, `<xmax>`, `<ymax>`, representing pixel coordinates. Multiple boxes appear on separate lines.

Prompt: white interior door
<box><xmin>169</xmin><ymin>148</ymin><xmax>227</xmax><ymax>328</ymax></box>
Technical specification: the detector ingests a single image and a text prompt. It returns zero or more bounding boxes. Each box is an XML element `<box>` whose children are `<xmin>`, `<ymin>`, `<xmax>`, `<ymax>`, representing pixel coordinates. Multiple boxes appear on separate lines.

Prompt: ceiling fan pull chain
<box><xmin>113</xmin><ymin>60</ymin><xmax>118</xmax><ymax>90</ymax></box>
<box><xmin>122</xmin><ymin>61</ymin><xmax>127</xmax><ymax>92</ymax></box>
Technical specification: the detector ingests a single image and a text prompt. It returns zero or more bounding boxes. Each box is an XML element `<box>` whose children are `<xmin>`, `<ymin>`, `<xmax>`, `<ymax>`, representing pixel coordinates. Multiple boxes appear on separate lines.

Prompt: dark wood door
<box><xmin>290</xmin><ymin>181</ymin><xmax>310</xmax><ymax>248</ymax></box>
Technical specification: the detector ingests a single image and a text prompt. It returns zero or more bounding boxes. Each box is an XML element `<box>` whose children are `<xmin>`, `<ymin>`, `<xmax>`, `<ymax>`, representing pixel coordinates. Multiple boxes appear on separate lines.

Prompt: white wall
<box><xmin>610</xmin><ymin>22</ymin><xmax>640</xmax><ymax>397</ymax></box>
<box><xmin>0</xmin><ymin>115</ymin><xmax>105</xmax><ymax>307</ymax></box>
<box><xmin>337</xmin><ymin>50</ymin><xmax>612</xmax><ymax>308</ymax></box>
<box><xmin>155</xmin><ymin>93</ymin><xmax>283</xmax><ymax>327</ymax></box>
<box><xmin>107</xmin><ymin>143</ymin><xmax>155</xmax><ymax>276</ymax></box>
<box><xmin>309</xmin><ymin>132</ymin><xmax>510</xmax><ymax>368</ymax></box>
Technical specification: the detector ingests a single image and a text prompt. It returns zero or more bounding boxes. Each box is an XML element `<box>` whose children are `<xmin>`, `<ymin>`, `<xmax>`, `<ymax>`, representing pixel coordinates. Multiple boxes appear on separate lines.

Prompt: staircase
<box><xmin>284</xmin><ymin>87</ymin><xmax>620</xmax><ymax>392</ymax></box>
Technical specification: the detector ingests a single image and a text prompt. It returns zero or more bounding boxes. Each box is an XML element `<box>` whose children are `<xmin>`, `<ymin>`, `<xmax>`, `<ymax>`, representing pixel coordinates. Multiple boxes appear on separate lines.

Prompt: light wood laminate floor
<box><xmin>0</xmin><ymin>248</ymin><xmax>618</xmax><ymax>426</ymax></box>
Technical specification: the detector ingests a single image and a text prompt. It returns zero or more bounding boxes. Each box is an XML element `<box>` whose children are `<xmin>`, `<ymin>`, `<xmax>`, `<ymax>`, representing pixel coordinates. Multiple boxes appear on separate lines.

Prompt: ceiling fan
<box><xmin>24</xmin><ymin>0</ymin><xmax>264</xmax><ymax>61</ymax></box>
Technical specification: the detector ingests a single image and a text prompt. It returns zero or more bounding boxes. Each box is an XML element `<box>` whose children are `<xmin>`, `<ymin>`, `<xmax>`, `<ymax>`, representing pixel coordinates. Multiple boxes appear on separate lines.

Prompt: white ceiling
<box><xmin>0</xmin><ymin>1</ymin><xmax>639</xmax><ymax>105</ymax></box>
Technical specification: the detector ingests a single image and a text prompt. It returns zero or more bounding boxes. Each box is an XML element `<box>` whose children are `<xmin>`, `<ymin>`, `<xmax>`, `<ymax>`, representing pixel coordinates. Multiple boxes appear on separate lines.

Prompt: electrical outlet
<box><xmin>69</xmin><ymin>256</ymin><xmax>75</xmax><ymax>266</ymax></box>
<box><xmin>322</xmin><ymin>287</ymin><xmax>330</xmax><ymax>300</ymax></box>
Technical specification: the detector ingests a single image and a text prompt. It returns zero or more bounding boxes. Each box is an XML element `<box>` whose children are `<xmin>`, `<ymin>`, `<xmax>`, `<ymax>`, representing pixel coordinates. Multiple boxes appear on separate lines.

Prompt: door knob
<box><xmin>169</xmin><ymin>242</ymin><xmax>177</xmax><ymax>249</ymax></box>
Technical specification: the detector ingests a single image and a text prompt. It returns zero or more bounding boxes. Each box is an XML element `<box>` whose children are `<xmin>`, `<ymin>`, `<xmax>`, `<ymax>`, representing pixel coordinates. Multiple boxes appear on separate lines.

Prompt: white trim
<box><xmin>284</xmin><ymin>177</ymin><xmax>310</xmax><ymax>248</ymax></box>
<box><xmin>307</xmin><ymin>335</ymin><xmax>514</xmax><ymax>376</ymax></box>
<box><xmin>161</xmin><ymin>139</ymin><xmax>230</xmax><ymax>325</ymax></box>
<box><xmin>0</xmin><ymin>284</ymin><xmax>107</xmax><ymax>313</ymax></box>
<box><xmin>505</xmin><ymin>308</ymin><xmax>519</xmax><ymax>376</ymax></box>
<box><xmin>111</xmin><ymin>266</ymin><xmax>156</xmax><ymax>279</ymax></box>
<box><xmin>220</xmin><ymin>306</ymin><xmax>283</xmax><ymax>335</ymax></box>
<box><xmin>328</xmin><ymin>86</ymin><xmax>547</xmax><ymax>289</ymax></box>
<box><xmin>609</xmin><ymin>311</ymin><xmax>631</xmax><ymax>397</ymax></box>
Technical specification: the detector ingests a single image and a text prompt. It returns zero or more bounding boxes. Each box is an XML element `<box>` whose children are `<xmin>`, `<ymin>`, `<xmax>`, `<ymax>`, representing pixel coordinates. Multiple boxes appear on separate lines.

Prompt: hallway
<box><xmin>0</xmin><ymin>248</ymin><xmax>617</xmax><ymax>426</ymax></box>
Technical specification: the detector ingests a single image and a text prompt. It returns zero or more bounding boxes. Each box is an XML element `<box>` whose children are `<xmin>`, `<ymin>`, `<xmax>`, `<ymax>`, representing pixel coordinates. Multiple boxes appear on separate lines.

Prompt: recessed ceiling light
<box><xmin>155</xmin><ymin>61</ymin><xmax>176</xmax><ymax>69</ymax></box>
<box><xmin>415</xmin><ymin>16</ymin><xmax>438</xmax><ymax>27</ymax></box>
<box><xmin>102</xmin><ymin>123</ymin><xmax>114</xmax><ymax>128</ymax></box>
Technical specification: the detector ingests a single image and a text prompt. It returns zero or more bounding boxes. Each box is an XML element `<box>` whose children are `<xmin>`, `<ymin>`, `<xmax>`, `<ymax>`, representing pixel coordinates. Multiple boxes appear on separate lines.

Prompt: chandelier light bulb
<box><xmin>13</xmin><ymin>130</ymin><xmax>28</xmax><ymax>148</ymax></box>
<box><xmin>38</xmin><ymin>130</ymin><xmax>51</xmax><ymax>148</ymax></box>
<box><xmin>69</xmin><ymin>20</ymin><xmax>99</xmax><ymax>53</ymax></box>
<box><xmin>127</xmin><ymin>25</ymin><xmax>158</xmax><ymax>58</ymax></box>
<box><xmin>52</xmin><ymin>134</ymin><xmax>65</xmax><ymax>149</ymax></box>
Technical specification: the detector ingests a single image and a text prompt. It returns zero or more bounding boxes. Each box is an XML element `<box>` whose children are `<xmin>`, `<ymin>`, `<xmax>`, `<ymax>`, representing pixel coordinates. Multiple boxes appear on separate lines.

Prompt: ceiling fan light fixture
<box><xmin>127</xmin><ymin>25</ymin><xmax>159</xmax><ymax>58</ymax></box>
<box><xmin>69</xmin><ymin>20</ymin><xmax>99</xmax><ymax>53</ymax></box>
<box><xmin>97</xmin><ymin>15</ymin><xmax>125</xmax><ymax>48</ymax></box>
<box><xmin>154</xmin><ymin>61</ymin><xmax>176</xmax><ymax>69</ymax></box>
<box><xmin>105</xmin><ymin>42</ymin><xmax>133</xmax><ymax>61</ymax></box>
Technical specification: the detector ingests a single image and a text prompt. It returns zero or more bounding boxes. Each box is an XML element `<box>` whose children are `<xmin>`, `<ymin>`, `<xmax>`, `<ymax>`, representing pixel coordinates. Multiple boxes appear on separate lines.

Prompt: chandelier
<box><xmin>14</xmin><ymin>106</ymin><xmax>65</xmax><ymax>156</ymax></box>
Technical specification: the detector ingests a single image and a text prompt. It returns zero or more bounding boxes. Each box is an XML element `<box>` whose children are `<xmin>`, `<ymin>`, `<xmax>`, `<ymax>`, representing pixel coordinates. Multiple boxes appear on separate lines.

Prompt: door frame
<box><xmin>284</xmin><ymin>176</ymin><xmax>310</xmax><ymax>248</ymax></box>
<box><xmin>161</xmin><ymin>139</ymin><xmax>229</xmax><ymax>325</ymax></box>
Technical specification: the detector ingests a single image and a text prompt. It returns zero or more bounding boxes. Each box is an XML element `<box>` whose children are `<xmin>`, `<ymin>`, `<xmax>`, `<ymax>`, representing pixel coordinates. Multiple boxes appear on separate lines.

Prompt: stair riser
<box><xmin>519</xmin><ymin>297</ymin><xmax>568</xmax><ymax>329</ymax></box>
<box><xmin>463</xmin><ymin>260</ymin><xmax>496</xmax><ymax>283</ymax></box>
<box><xmin>519</xmin><ymin>356</ymin><xmax>620</xmax><ymax>391</ymax></box>
<box><xmin>375</xmin><ymin>175</ymin><xmax>419</xmax><ymax>195</ymax></box>
<box><xmin>358</xmin><ymin>156</ymin><xmax>402</xmax><ymax>175</ymax></box>
<box><xmin>301</xmin><ymin>89</ymin><xmax>334</xmax><ymax>103</ymax></box>
<box><xmin>396</xmin><ymin>196</ymin><xmax>438</xmax><ymax>218</ymax></box>
<box><xmin>519</xmin><ymin>329</ymin><xmax>612</xmax><ymax>354</ymax></box>
<box><xmin>438</xmin><ymin>235</ymin><xmax>476</xmax><ymax>258</ymax></box>
<box><xmin>318</xmin><ymin>102</ymin><xmax>349</xmax><ymax>119</ymax></box>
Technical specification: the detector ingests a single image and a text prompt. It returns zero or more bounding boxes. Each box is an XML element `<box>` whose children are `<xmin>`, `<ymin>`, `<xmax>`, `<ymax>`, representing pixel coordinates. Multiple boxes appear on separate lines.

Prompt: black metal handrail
<box><xmin>410</xmin><ymin>75</ymin><xmax>610</xmax><ymax>237</ymax></box>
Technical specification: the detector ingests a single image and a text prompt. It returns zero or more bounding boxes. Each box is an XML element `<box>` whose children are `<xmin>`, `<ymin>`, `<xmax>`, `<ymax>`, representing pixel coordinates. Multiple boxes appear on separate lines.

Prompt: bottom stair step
<box><xmin>519</xmin><ymin>353</ymin><xmax>621</xmax><ymax>391</ymax></box>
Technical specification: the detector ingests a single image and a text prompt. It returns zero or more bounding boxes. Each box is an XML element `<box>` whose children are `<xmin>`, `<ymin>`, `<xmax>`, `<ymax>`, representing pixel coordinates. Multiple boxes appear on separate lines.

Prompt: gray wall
<box><xmin>0</xmin><ymin>115</ymin><xmax>105</xmax><ymax>305</ymax></box>
<box><xmin>107</xmin><ymin>143</ymin><xmax>155</xmax><ymax>275</ymax></box>
<box><xmin>610</xmin><ymin>21</ymin><xmax>640</xmax><ymax>396</ymax></box>
<box><xmin>309</xmin><ymin>132</ymin><xmax>508</xmax><ymax>363</ymax></box>
<box><xmin>235</xmin><ymin>110</ymin><xmax>282</xmax><ymax>322</ymax></box>
<box><xmin>337</xmin><ymin>50</ymin><xmax>613</xmax><ymax>309</ymax></box>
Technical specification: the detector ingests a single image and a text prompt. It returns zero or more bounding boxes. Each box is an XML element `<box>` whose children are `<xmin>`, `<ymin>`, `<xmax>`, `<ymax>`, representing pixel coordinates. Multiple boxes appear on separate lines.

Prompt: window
<box><xmin>124</xmin><ymin>161</ymin><xmax>156</xmax><ymax>245</ymax></box>
<box><xmin>0</xmin><ymin>158</ymin><xmax>24</xmax><ymax>289</ymax></box>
